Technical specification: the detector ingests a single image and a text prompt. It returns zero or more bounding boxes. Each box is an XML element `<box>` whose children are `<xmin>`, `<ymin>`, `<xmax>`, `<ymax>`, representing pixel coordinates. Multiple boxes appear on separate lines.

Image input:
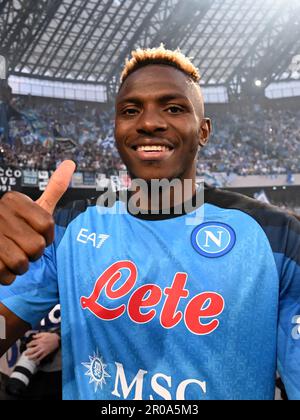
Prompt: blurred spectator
<box><xmin>0</xmin><ymin>305</ymin><xmax>62</xmax><ymax>401</ymax></box>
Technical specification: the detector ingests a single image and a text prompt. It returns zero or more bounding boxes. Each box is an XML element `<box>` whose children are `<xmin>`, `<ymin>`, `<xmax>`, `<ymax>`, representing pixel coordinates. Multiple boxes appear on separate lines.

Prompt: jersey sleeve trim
<box><xmin>205</xmin><ymin>184</ymin><xmax>300</xmax><ymax>266</ymax></box>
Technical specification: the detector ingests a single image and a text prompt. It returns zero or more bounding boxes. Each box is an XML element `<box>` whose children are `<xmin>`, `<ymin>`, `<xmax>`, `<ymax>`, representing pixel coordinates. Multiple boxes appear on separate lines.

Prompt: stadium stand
<box><xmin>0</xmin><ymin>95</ymin><xmax>299</xmax><ymax>178</ymax></box>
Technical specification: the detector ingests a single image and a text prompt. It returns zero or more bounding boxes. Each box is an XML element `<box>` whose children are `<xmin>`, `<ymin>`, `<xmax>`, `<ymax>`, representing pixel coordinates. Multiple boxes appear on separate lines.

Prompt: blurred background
<box><xmin>0</xmin><ymin>0</ymin><xmax>299</xmax><ymax>214</ymax></box>
<box><xmin>0</xmin><ymin>0</ymin><xmax>299</xmax><ymax>401</ymax></box>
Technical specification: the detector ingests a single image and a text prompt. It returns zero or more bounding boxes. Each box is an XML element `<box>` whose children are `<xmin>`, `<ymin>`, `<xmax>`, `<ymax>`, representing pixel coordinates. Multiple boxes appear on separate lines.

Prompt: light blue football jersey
<box><xmin>0</xmin><ymin>185</ymin><xmax>299</xmax><ymax>400</ymax></box>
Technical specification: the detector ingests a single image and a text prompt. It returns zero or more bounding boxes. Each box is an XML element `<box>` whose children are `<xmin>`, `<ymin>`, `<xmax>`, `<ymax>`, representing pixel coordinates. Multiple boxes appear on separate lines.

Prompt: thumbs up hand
<box><xmin>0</xmin><ymin>161</ymin><xmax>76</xmax><ymax>285</ymax></box>
<box><xmin>36</xmin><ymin>160</ymin><xmax>76</xmax><ymax>214</ymax></box>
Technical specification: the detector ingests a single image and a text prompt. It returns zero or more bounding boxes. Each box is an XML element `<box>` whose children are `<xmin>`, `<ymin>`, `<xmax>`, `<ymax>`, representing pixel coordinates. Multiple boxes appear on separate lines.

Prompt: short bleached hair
<box><xmin>120</xmin><ymin>45</ymin><xmax>201</xmax><ymax>86</ymax></box>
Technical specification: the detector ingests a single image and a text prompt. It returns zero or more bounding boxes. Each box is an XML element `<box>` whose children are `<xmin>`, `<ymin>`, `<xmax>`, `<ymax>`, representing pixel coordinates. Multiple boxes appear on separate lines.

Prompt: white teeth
<box><xmin>136</xmin><ymin>145</ymin><xmax>169</xmax><ymax>152</ymax></box>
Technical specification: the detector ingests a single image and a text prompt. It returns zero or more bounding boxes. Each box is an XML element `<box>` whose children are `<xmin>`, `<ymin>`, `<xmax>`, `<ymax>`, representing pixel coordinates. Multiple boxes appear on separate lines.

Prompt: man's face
<box><xmin>115</xmin><ymin>65</ymin><xmax>210</xmax><ymax>181</ymax></box>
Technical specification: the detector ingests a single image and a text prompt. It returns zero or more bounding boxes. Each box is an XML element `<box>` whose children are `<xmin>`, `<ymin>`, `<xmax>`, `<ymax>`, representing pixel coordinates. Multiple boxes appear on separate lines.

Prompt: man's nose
<box><xmin>136</xmin><ymin>107</ymin><xmax>168</xmax><ymax>134</ymax></box>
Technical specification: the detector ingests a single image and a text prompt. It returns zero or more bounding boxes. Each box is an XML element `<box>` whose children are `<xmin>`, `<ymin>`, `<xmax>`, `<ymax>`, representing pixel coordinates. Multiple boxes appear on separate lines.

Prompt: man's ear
<box><xmin>199</xmin><ymin>118</ymin><xmax>212</xmax><ymax>147</ymax></box>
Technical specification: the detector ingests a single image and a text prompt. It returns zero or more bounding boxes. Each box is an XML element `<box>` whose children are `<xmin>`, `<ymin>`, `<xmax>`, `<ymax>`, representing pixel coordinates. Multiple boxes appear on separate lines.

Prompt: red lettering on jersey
<box><xmin>184</xmin><ymin>292</ymin><xmax>225</xmax><ymax>335</ymax></box>
<box><xmin>160</xmin><ymin>273</ymin><xmax>189</xmax><ymax>329</ymax></box>
<box><xmin>80</xmin><ymin>260</ymin><xmax>225</xmax><ymax>335</ymax></box>
<box><xmin>128</xmin><ymin>284</ymin><xmax>162</xmax><ymax>323</ymax></box>
<box><xmin>80</xmin><ymin>260</ymin><xmax>137</xmax><ymax>320</ymax></box>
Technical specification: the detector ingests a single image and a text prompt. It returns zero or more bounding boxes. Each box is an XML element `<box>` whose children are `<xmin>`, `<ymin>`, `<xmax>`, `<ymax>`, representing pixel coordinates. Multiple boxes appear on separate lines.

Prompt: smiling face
<box><xmin>115</xmin><ymin>64</ymin><xmax>211</xmax><ymax>182</ymax></box>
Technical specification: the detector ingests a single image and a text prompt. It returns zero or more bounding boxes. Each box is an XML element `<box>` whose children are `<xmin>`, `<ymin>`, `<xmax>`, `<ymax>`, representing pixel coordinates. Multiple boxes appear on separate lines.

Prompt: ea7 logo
<box><xmin>292</xmin><ymin>315</ymin><xmax>300</xmax><ymax>340</ymax></box>
<box><xmin>77</xmin><ymin>228</ymin><xmax>110</xmax><ymax>249</ymax></box>
<box><xmin>0</xmin><ymin>315</ymin><xmax>6</xmax><ymax>340</ymax></box>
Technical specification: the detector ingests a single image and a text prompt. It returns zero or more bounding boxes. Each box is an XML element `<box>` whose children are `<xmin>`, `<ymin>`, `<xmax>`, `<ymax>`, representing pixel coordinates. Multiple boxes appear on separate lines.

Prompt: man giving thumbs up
<box><xmin>0</xmin><ymin>46</ymin><xmax>300</xmax><ymax>401</ymax></box>
<box><xmin>0</xmin><ymin>161</ymin><xmax>75</xmax><ymax>351</ymax></box>
<box><xmin>0</xmin><ymin>161</ymin><xmax>76</xmax><ymax>285</ymax></box>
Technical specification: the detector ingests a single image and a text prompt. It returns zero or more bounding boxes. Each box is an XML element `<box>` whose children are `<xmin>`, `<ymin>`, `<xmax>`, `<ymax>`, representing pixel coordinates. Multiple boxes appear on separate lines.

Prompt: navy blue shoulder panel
<box><xmin>205</xmin><ymin>184</ymin><xmax>300</xmax><ymax>265</ymax></box>
<box><xmin>53</xmin><ymin>189</ymin><xmax>118</xmax><ymax>228</ymax></box>
<box><xmin>54</xmin><ymin>196</ymin><xmax>98</xmax><ymax>228</ymax></box>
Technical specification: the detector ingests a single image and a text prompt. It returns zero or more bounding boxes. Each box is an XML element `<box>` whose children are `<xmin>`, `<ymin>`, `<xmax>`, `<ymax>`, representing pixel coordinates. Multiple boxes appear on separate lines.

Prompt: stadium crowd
<box><xmin>0</xmin><ymin>96</ymin><xmax>299</xmax><ymax>177</ymax></box>
<box><xmin>198</xmin><ymin>104</ymin><xmax>300</xmax><ymax>177</ymax></box>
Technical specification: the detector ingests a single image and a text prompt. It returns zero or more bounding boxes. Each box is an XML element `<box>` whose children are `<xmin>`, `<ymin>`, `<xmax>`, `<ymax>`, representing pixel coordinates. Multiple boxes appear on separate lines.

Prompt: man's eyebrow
<box><xmin>157</xmin><ymin>93</ymin><xmax>189</xmax><ymax>102</ymax></box>
<box><xmin>116</xmin><ymin>93</ymin><xmax>189</xmax><ymax>105</ymax></box>
<box><xmin>116</xmin><ymin>97</ymin><xmax>142</xmax><ymax>106</ymax></box>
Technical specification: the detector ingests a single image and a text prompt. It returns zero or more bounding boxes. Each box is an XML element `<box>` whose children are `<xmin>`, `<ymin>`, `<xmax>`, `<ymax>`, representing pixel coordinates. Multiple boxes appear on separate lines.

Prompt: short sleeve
<box><xmin>0</xmin><ymin>198</ymin><xmax>89</xmax><ymax>328</ymax></box>
<box><xmin>0</xmin><ymin>243</ymin><xmax>58</xmax><ymax>328</ymax></box>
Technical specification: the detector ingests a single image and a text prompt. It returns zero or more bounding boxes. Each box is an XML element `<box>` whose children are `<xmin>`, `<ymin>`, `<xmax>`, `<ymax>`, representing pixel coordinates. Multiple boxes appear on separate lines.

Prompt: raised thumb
<box><xmin>36</xmin><ymin>160</ymin><xmax>76</xmax><ymax>214</ymax></box>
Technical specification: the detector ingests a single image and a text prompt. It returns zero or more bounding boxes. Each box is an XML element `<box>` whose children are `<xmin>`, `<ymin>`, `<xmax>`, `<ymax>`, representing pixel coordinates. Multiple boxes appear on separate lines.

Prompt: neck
<box><xmin>128</xmin><ymin>177</ymin><xmax>197</xmax><ymax>214</ymax></box>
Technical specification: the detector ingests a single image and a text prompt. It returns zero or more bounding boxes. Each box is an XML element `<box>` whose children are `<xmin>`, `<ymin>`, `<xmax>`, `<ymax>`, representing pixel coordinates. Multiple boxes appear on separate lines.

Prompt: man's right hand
<box><xmin>0</xmin><ymin>160</ymin><xmax>76</xmax><ymax>285</ymax></box>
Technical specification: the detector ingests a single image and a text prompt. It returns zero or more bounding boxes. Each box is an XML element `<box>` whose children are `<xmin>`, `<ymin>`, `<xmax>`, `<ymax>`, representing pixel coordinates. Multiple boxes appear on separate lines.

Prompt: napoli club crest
<box><xmin>191</xmin><ymin>222</ymin><xmax>236</xmax><ymax>258</ymax></box>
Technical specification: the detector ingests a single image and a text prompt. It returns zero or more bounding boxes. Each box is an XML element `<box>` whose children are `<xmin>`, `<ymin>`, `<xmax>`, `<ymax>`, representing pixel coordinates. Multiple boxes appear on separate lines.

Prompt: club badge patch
<box><xmin>191</xmin><ymin>222</ymin><xmax>236</xmax><ymax>258</ymax></box>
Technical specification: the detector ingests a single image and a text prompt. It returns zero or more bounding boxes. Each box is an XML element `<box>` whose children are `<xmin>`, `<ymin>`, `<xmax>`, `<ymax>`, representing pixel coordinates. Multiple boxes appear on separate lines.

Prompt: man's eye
<box><xmin>167</xmin><ymin>106</ymin><xmax>184</xmax><ymax>114</ymax></box>
<box><xmin>122</xmin><ymin>108</ymin><xmax>139</xmax><ymax>116</ymax></box>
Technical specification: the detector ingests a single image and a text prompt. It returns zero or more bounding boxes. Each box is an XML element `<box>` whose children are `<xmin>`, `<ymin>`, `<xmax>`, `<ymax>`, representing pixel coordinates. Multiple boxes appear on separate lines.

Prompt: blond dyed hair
<box><xmin>120</xmin><ymin>45</ymin><xmax>200</xmax><ymax>85</ymax></box>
